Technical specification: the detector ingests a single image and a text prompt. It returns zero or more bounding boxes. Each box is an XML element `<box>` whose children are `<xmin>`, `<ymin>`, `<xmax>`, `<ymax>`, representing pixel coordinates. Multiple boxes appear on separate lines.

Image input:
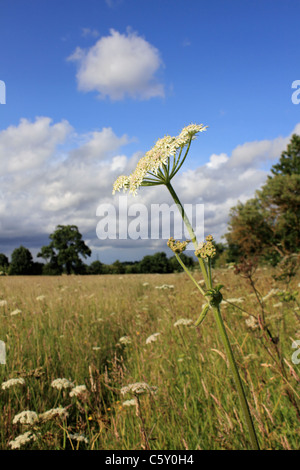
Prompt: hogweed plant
<box><xmin>113</xmin><ymin>124</ymin><xmax>260</xmax><ymax>450</ymax></box>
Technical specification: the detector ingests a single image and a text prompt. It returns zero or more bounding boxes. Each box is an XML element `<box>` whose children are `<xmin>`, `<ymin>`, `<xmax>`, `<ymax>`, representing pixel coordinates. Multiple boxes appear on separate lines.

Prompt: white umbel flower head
<box><xmin>118</xmin><ymin>336</ymin><xmax>132</xmax><ymax>345</ymax></box>
<box><xmin>68</xmin><ymin>433</ymin><xmax>89</xmax><ymax>444</ymax></box>
<box><xmin>13</xmin><ymin>411</ymin><xmax>39</xmax><ymax>425</ymax></box>
<box><xmin>174</xmin><ymin>318</ymin><xmax>193</xmax><ymax>327</ymax></box>
<box><xmin>9</xmin><ymin>431</ymin><xmax>37</xmax><ymax>449</ymax></box>
<box><xmin>51</xmin><ymin>378</ymin><xmax>74</xmax><ymax>390</ymax></box>
<box><xmin>69</xmin><ymin>385</ymin><xmax>87</xmax><ymax>397</ymax></box>
<box><xmin>112</xmin><ymin>123</ymin><xmax>207</xmax><ymax>196</ymax></box>
<box><xmin>1</xmin><ymin>377</ymin><xmax>25</xmax><ymax>390</ymax></box>
<box><xmin>122</xmin><ymin>398</ymin><xmax>137</xmax><ymax>407</ymax></box>
<box><xmin>39</xmin><ymin>406</ymin><xmax>69</xmax><ymax>422</ymax></box>
<box><xmin>121</xmin><ymin>382</ymin><xmax>158</xmax><ymax>396</ymax></box>
<box><xmin>145</xmin><ymin>333</ymin><xmax>160</xmax><ymax>344</ymax></box>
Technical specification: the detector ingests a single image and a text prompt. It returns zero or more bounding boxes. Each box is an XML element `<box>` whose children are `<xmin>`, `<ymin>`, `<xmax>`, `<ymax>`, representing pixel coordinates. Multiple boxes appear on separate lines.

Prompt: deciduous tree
<box><xmin>38</xmin><ymin>225</ymin><xmax>91</xmax><ymax>274</ymax></box>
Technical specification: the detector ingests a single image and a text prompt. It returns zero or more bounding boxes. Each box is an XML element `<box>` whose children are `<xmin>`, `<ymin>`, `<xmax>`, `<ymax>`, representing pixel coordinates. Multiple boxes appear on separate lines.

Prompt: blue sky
<box><xmin>0</xmin><ymin>0</ymin><xmax>300</xmax><ymax>263</ymax></box>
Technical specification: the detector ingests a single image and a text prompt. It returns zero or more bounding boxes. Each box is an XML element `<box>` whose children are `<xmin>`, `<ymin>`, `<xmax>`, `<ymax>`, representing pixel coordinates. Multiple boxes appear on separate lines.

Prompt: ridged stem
<box><xmin>166</xmin><ymin>181</ymin><xmax>260</xmax><ymax>450</ymax></box>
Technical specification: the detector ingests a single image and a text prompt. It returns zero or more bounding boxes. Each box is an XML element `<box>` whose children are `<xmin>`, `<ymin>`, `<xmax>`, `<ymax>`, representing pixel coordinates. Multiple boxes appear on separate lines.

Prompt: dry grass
<box><xmin>0</xmin><ymin>267</ymin><xmax>299</xmax><ymax>450</ymax></box>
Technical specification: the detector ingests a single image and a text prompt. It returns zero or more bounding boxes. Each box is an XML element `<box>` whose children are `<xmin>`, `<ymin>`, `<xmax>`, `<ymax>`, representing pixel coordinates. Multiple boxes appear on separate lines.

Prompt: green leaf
<box><xmin>195</xmin><ymin>303</ymin><xmax>210</xmax><ymax>327</ymax></box>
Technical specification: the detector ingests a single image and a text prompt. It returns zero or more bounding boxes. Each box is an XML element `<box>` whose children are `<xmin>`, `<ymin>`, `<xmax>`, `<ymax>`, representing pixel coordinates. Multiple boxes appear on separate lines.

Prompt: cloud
<box><xmin>0</xmin><ymin>117</ymin><xmax>71</xmax><ymax>175</ymax></box>
<box><xmin>0</xmin><ymin>118</ymin><xmax>298</xmax><ymax>262</ymax></box>
<box><xmin>67</xmin><ymin>28</ymin><xmax>165</xmax><ymax>100</ymax></box>
<box><xmin>0</xmin><ymin>117</ymin><xmax>133</xmax><ymax>255</ymax></box>
<box><xmin>81</xmin><ymin>27</ymin><xmax>99</xmax><ymax>38</ymax></box>
<box><xmin>68</xmin><ymin>127</ymin><xmax>129</xmax><ymax>161</ymax></box>
<box><xmin>227</xmin><ymin>129</ymin><xmax>298</xmax><ymax>169</ymax></box>
<box><xmin>206</xmin><ymin>153</ymin><xmax>229</xmax><ymax>170</ymax></box>
<box><xmin>173</xmin><ymin>126</ymin><xmax>300</xmax><ymax>241</ymax></box>
<box><xmin>105</xmin><ymin>0</ymin><xmax>123</xmax><ymax>8</ymax></box>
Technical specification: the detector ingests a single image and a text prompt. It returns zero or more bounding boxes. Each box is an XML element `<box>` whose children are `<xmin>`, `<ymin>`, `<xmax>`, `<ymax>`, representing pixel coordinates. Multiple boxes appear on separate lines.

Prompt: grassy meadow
<box><xmin>0</xmin><ymin>266</ymin><xmax>299</xmax><ymax>450</ymax></box>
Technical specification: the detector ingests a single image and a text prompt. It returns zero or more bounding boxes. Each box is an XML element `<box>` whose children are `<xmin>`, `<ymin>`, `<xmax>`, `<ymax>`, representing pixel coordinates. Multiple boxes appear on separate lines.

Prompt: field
<box><xmin>0</xmin><ymin>266</ymin><xmax>299</xmax><ymax>450</ymax></box>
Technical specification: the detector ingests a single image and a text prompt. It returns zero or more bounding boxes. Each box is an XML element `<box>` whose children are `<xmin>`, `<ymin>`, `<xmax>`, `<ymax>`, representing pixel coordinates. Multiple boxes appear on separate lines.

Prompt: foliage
<box><xmin>0</xmin><ymin>253</ymin><xmax>9</xmax><ymax>268</ymax></box>
<box><xmin>87</xmin><ymin>260</ymin><xmax>104</xmax><ymax>275</ymax></box>
<box><xmin>0</xmin><ymin>253</ymin><xmax>9</xmax><ymax>274</ymax></box>
<box><xmin>8</xmin><ymin>246</ymin><xmax>34</xmax><ymax>275</ymax></box>
<box><xmin>225</xmin><ymin>134</ymin><xmax>300</xmax><ymax>263</ymax></box>
<box><xmin>139</xmin><ymin>252</ymin><xmax>173</xmax><ymax>274</ymax></box>
<box><xmin>37</xmin><ymin>225</ymin><xmax>91</xmax><ymax>275</ymax></box>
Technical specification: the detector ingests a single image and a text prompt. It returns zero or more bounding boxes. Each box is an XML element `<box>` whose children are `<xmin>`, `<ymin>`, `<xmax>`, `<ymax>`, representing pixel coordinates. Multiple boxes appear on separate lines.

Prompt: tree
<box><xmin>225</xmin><ymin>134</ymin><xmax>300</xmax><ymax>263</ymax></box>
<box><xmin>87</xmin><ymin>260</ymin><xmax>104</xmax><ymax>275</ymax></box>
<box><xmin>111</xmin><ymin>260</ymin><xmax>125</xmax><ymax>274</ymax></box>
<box><xmin>139</xmin><ymin>252</ymin><xmax>172</xmax><ymax>274</ymax></box>
<box><xmin>169</xmin><ymin>253</ymin><xmax>195</xmax><ymax>272</ymax></box>
<box><xmin>270</xmin><ymin>134</ymin><xmax>300</xmax><ymax>176</ymax></box>
<box><xmin>9</xmin><ymin>246</ymin><xmax>34</xmax><ymax>275</ymax></box>
<box><xmin>0</xmin><ymin>253</ymin><xmax>9</xmax><ymax>270</ymax></box>
<box><xmin>38</xmin><ymin>225</ymin><xmax>91</xmax><ymax>274</ymax></box>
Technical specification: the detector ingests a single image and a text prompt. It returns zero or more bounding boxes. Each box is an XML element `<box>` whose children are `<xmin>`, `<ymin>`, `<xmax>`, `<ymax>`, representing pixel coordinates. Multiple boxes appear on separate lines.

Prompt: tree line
<box><xmin>0</xmin><ymin>238</ymin><xmax>198</xmax><ymax>276</ymax></box>
<box><xmin>0</xmin><ymin>134</ymin><xmax>299</xmax><ymax>275</ymax></box>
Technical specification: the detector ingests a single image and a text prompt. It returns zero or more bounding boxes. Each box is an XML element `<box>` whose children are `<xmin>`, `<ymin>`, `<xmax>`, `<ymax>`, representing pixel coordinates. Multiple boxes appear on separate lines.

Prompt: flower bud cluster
<box><xmin>194</xmin><ymin>235</ymin><xmax>216</xmax><ymax>259</ymax></box>
<box><xmin>167</xmin><ymin>237</ymin><xmax>190</xmax><ymax>253</ymax></box>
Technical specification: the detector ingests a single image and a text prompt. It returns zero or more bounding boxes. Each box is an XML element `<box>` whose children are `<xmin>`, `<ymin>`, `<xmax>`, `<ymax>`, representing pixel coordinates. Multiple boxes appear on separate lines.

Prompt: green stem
<box><xmin>211</xmin><ymin>304</ymin><xmax>260</xmax><ymax>450</ymax></box>
<box><xmin>174</xmin><ymin>252</ymin><xmax>206</xmax><ymax>297</ymax></box>
<box><xmin>165</xmin><ymin>181</ymin><xmax>210</xmax><ymax>287</ymax></box>
<box><xmin>167</xmin><ymin>182</ymin><xmax>260</xmax><ymax>450</ymax></box>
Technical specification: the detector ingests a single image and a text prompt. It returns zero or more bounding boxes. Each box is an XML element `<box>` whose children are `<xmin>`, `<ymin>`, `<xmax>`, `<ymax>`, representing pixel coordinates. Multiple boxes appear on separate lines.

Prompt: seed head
<box><xmin>195</xmin><ymin>235</ymin><xmax>216</xmax><ymax>259</ymax></box>
<box><xmin>167</xmin><ymin>237</ymin><xmax>190</xmax><ymax>253</ymax></box>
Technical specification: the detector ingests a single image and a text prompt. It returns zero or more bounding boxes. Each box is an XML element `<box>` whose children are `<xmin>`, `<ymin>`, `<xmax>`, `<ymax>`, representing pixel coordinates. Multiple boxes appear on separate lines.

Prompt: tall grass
<box><xmin>0</xmin><ymin>268</ymin><xmax>299</xmax><ymax>450</ymax></box>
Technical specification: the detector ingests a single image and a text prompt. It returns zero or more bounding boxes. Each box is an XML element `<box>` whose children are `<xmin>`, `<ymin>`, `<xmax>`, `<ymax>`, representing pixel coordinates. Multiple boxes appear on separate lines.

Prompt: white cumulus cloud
<box><xmin>68</xmin><ymin>28</ymin><xmax>165</xmax><ymax>100</ymax></box>
<box><xmin>0</xmin><ymin>117</ymin><xmax>71</xmax><ymax>175</ymax></box>
<box><xmin>0</xmin><ymin>118</ymin><xmax>299</xmax><ymax>262</ymax></box>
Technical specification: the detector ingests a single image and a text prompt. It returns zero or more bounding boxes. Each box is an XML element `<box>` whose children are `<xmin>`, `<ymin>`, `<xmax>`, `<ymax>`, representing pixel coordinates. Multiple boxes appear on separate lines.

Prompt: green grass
<box><xmin>0</xmin><ymin>268</ymin><xmax>299</xmax><ymax>450</ymax></box>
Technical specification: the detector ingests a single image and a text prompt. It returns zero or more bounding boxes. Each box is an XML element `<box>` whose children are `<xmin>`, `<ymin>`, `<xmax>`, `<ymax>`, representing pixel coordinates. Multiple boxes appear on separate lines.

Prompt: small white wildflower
<box><xmin>69</xmin><ymin>385</ymin><xmax>87</xmax><ymax>397</ymax></box>
<box><xmin>174</xmin><ymin>318</ymin><xmax>193</xmax><ymax>327</ymax></box>
<box><xmin>122</xmin><ymin>399</ymin><xmax>137</xmax><ymax>407</ymax></box>
<box><xmin>0</xmin><ymin>300</ymin><xmax>7</xmax><ymax>307</ymax></box>
<box><xmin>142</xmin><ymin>282</ymin><xmax>149</xmax><ymax>287</ymax></box>
<box><xmin>121</xmin><ymin>382</ymin><xmax>158</xmax><ymax>396</ymax></box>
<box><xmin>36</xmin><ymin>295</ymin><xmax>46</xmax><ymax>301</ymax></box>
<box><xmin>39</xmin><ymin>406</ymin><xmax>69</xmax><ymax>422</ymax></box>
<box><xmin>1</xmin><ymin>377</ymin><xmax>25</xmax><ymax>390</ymax></box>
<box><xmin>118</xmin><ymin>336</ymin><xmax>132</xmax><ymax>345</ymax></box>
<box><xmin>68</xmin><ymin>433</ymin><xmax>89</xmax><ymax>444</ymax></box>
<box><xmin>51</xmin><ymin>378</ymin><xmax>74</xmax><ymax>390</ymax></box>
<box><xmin>92</xmin><ymin>346</ymin><xmax>101</xmax><ymax>351</ymax></box>
<box><xmin>13</xmin><ymin>410</ymin><xmax>39</xmax><ymax>425</ymax></box>
<box><xmin>10</xmin><ymin>309</ymin><xmax>22</xmax><ymax>316</ymax></box>
<box><xmin>273</xmin><ymin>302</ymin><xmax>283</xmax><ymax>308</ymax></box>
<box><xmin>245</xmin><ymin>316</ymin><xmax>259</xmax><ymax>330</ymax></box>
<box><xmin>9</xmin><ymin>431</ymin><xmax>37</xmax><ymax>449</ymax></box>
<box><xmin>155</xmin><ymin>284</ymin><xmax>174</xmax><ymax>290</ymax></box>
<box><xmin>145</xmin><ymin>333</ymin><xmax>160</xmax><ymax>344</ymax></box>
<box><xmin>262</xmin><ymin>289</ymin><xmax>279</xmax><ymax>302</ymax></box>
<box><xmin>223</xmin><ymin>297</ymin><xmax>245</xmax><ymax>306</ymax></box>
